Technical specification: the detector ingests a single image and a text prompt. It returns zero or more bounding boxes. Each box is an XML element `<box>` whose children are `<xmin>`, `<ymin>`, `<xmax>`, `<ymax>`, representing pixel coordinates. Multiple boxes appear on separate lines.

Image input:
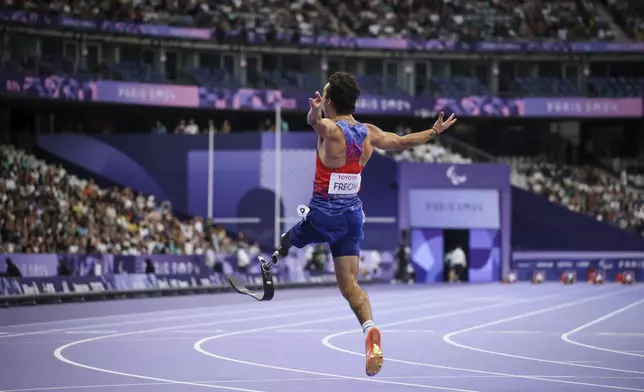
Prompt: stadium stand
<box><xmin>1</xmin><ymin>0</ymin><xmax>343</xmax><ymax>35</ymax></box>
<box><xmin>319</xmin><ymin>0</ymin><xmax>616</xmax><ymax>41</ymax></box>
<box><xmin>0</xmin><ymin>145</ymin><xmax>261</xmax><ymax>256</ymax></box>
<box><xmin>506</xmin><ymin>156</ymin><xmax>644</xmax><ymax>236</ymax></box>
<box><xmin>603</xmin><ymin>0</ymin><xmax>644</xmax><ymax>40</ymax></box>
<box><xmin>604</xmin><ymin>156</ymin><xmax>644</xmax><ymax>189</ymax></box>
<box><xmin>2</xmin><ymin>0</ymin><xmax>642</xmax><ymax>97</ymax></box>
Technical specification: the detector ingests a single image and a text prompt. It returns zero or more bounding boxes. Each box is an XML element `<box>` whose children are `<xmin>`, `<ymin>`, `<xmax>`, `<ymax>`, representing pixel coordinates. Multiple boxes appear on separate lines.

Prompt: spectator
<box><xmin>2</xmin><ymin>257</ymin><xmax>22</xmax><ymax>277</ymax></box>
<box><xmin>144</xmin><ymin>258</ymin><xmax>155</xmax><ymax>274</ymax></box>
<box><xmin>185</xmin><ymin>119</ymin><xmax>199</xmax><ymax>135</ymax></box>
<box><xmin>206</xmin><ymin>120</ymin><xmax>218</xmax><ymax>133</ymax></box>
<box><xmin>174</xmin><ymin>120</ymin><xmax>186</xmax><ymax>134</ymax></box>
<box><xmin>220</xmin><ymin>120</ymin><xmax>232</xmax><ymax>134</ymax></box>
<box><xmin>151</xmin><ymin>120</ymin><xmax>167</xmax><ymax>134</ymax></box>
<box><xmin>57</xmin><ymin>258</ymin><xmax>73</xmax><ymax>276</ymax></box>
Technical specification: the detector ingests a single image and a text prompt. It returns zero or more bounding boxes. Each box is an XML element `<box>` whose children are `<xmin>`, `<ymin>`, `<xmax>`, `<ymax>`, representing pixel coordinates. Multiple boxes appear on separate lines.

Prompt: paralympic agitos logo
<box><xmin>446</xmin><ymin>165</ymin><xmax>467</xmax><ymax>186</ymax></box>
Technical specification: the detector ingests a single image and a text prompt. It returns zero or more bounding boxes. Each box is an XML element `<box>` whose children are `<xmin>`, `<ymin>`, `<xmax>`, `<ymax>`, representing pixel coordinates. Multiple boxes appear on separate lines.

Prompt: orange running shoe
<box><xmin>365</xmin><ymin>327</ymin><xmax>383</xmax><ymax>376</ymax></box>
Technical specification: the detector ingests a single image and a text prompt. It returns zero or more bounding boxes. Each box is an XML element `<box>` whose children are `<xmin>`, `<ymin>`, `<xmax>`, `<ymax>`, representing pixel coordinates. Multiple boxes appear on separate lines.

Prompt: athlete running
<box><xmin>268</xmin><ymin>72</ymin><xmax>457</xmax><ymax>376</ymax></box>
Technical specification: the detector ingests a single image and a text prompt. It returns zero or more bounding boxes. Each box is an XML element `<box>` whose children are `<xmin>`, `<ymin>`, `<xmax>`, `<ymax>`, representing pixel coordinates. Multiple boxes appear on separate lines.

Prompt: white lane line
<box><xmin>5</xmin><ymin>376</ymin><xmax>644</xmax><ymax>392</ymax></box>
<box><xmin>53</xmin><ymin>298</ymin><xmax>462</xmax><ymax>392</ymax></box>
<box><xmin>324</xmin><ymin>287</ymin><xmax>644</xmax><ymax>391</ymax></box>
<box><xmin>0</xmin><ymin>291</ymin><xmax>356</xmax><ymax>329</ymax></box>
<box><xmin>194</xmin><ymin>306</ymin><xmax>496</xmax><ymax>391</ymax></box>
<box><xmin>560</xmin><ymin>361</ymin><xmax>603</xmax><ymax>364</ymax></box>
<box><xmin>271</xmin><ymin>329</ymin><xmax>435</xmax><ymax>334</ymax></box>
<box><xmin>63</xmin><ymin>331</ymin><xmax>119</xmax><ymax>335</ymax></box>
<box><xmin>0</xmin><ymin>289</ymin><xmax>483</xmax><ymax>339</ymax></box>
<box><xmin>194</xmin><ymin>289</ymin><xmax>582</xmax><ymax>392</ymax></box>
<box><xmin>1</xmin><ymin>286</ymin><xmax>493</xmax><ymax>329</ymax></box>
<box><xmin>443</xmin><ymin>288</ymin><xmax>644</xmax><ymax>376</ymax></box>
<box><xmin>489</xmin><ymin>330</ymin><xmax>544</xmax><ymax>334</ymax></box>
<box><xmin>562</xmin><ymin>298</ymin><xmax>644</xmax><ymax>358</ymax></box>
<box><xmin>0</xmin><ymin>298</ymin><xmax>343</xmax><ymax>339</ymax></box>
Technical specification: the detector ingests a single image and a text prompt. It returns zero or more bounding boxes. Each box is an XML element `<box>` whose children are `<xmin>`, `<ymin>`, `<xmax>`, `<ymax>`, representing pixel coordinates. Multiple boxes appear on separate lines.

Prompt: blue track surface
<box><xmin>1</xmin><ymin>283</ymin><xmax>643</xmax><ymax>392</ymax></box>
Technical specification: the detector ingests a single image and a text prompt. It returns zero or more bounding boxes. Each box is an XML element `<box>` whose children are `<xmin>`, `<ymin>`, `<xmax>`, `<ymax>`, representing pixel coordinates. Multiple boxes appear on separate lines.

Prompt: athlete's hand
<box><xmin>432</xmin><ymin>111</ymin><xmax>457</xmax><ymax>134</ymax></box>
<box><xmin>309</xmin><ymin>91</ymin><xmax>323</xmax><ymax>111</ymax></box>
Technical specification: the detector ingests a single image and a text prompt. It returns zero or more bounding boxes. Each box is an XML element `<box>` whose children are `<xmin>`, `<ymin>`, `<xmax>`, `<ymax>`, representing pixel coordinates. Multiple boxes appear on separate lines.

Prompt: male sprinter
<box><xmin>269</xmin><ymin>72</ymin><xmax>457</xmax><ymax>376</ymax></box>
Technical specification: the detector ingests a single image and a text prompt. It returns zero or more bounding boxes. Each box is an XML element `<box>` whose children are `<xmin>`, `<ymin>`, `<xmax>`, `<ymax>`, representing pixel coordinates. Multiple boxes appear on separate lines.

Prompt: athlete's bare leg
<box><xmin>334</xmin><ymin>255</ymin><xmax>373</xmax><ymax>324</ymax></box>
<box><xmin>334</xmin><ymin>255</ymin><xmax>383</xmax><ymax>377</ymax></box>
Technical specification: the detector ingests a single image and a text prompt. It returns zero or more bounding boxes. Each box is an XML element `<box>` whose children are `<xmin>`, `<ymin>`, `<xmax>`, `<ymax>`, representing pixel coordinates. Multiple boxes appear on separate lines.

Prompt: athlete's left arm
<box><xmin>367</xmin><ymin>112</ymin><xmax>457</xmax><ymax>151</ymax></box>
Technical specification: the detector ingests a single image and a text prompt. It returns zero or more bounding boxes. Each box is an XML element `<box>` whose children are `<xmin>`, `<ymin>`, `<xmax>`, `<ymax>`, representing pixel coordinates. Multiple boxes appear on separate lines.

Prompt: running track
<box><xmin>1</xmin><ymin>283</ymin><xmax>643</xmax><ymax>392</ymax></box>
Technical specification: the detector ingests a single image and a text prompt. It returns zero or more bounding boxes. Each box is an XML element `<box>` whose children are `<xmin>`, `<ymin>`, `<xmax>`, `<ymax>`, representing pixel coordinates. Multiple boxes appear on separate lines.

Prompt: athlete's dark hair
<box><xmin>326</xmin><ymin>72</ymin><xmax>361</xmax><ymax>115</ymax></box>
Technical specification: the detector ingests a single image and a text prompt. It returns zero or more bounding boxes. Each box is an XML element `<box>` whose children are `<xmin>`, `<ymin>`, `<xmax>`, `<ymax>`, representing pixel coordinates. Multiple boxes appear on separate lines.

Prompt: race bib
<box><xmin>328</xmin><ymin>173</ymin><xmax>361</xmax><ymax>195</ymax></box>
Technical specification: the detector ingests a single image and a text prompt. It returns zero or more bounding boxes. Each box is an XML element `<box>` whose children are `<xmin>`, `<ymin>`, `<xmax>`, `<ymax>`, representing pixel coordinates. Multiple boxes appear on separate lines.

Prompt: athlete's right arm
<box><xmin>307</xmin><ymin>91</ymin><xmax>343</xmax><ymax>140</ymax></box>
<box><xmin>368</xmin><ymin>111</ymin><xmax>457</xmax><ymax>151</ymax></box>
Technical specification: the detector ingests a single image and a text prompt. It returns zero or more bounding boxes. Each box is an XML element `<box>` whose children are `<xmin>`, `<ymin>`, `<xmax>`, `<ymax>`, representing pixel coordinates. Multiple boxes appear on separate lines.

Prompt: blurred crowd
<box><xmin>606</xmin><ymin>155</ymin><xmax>644</xmax><ymax>190</ymax></box>
<box><xmin>6</xmin><ymin>0</ymin><xmax>344</xmax><ymax>37</ymax></box>
<box><xmin>320</xmin><ymin>0</ymin><xmax>615</xmax><ymax>41</ymax></box>
<box><xmin>4</xmin><ymin>0</ymin><xmax>642</xmax><ymax>40</ymax></box>
<box><xmin>152</xmin><ymin>117</ymin><xmax>288</xmax><ymax>134</ymax></box>
<box><xmin>383</xmin><ymin>126</ymin><xmax>472</xmax><ymax>164</ymax></box>
<box><xmin>0</xmin><ymin>145</ymin><xmax>261</xmax><ymax>256</ymax></box>
<box><xmin>508</xmin><ymin>156</ymin><xmax>644</xmax><ymax>236</ymax></box>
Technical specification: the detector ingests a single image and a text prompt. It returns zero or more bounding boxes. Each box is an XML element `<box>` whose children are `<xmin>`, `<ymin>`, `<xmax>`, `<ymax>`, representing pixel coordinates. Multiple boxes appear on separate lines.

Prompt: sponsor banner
<box><xmin>95</xmin><ymin>81</ymin><xmax>199</xmax><ymax>107</ymax></box>
<box><xmin>523</xmin><ymin>98</ymin><xmax>643</xmax><ymax>118</ymax></box>
<box><xmin>409</xmin><ymin>189</ymin><xmax>501</xmax><ymax>229</ymax></box>
<box><xmin>3</xmin><ymin>73</ymin><xmax>641</xmax><ymax>118</ymax></box>
<box><xmin>1</xmin><ymin>251</ymin><xmax>394</xmax><ymax>282</ymax></box>
<box><xmin>0</xmin><ymin>269</ymin><xmax>388</xmax><ymax>296</ymax></box>
<box><xmin>0</xmin><ymin>72</ymin><xmax>640</xmax><ymax>118</ymax></box>
<box><xmin>513</xmin><ymin>258</ymin><xmax>644</xmax><ymax>281</ymax></box>
<box><xmin>4</xmin><ymin>10</ymin><xmax>644</xmax><ymax>53</ymax></box>
<box><xmin>0</xmin><ymin>72</ymin><xmax>95</xmax><ymax>101</ymax></box>
<box><xmin>0</xmin><ymin>254</ymin><xmax>114</xmax><ymax>277</ymax></box>
<box><xmin>0</xmin><ymin>276</ymin><xmax>116</xmax><ymax>296</ymax></box>
<box><xmin>114</xmin><ymin>255</ymin><xmax>206</xmax><ymax>275</ymax></box>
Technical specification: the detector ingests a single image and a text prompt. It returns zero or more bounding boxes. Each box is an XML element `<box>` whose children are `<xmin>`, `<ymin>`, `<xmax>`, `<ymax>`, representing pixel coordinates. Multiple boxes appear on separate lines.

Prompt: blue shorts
<box><xmin>289</xmin><ymin>207</ymin><xmax>365</xmax><ymax>258</ymax></box>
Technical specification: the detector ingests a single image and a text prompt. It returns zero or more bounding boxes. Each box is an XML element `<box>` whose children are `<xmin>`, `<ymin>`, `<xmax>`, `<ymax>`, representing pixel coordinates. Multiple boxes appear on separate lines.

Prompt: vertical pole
<box><xmin>274</xmin><ymin>100</ymin><xmax>282</xmax><ymax>248</ymax></box>
<box><xmin>207</xmin><ymin>128</ymin><xmax>214</xmax><ymax>220</ymax></box>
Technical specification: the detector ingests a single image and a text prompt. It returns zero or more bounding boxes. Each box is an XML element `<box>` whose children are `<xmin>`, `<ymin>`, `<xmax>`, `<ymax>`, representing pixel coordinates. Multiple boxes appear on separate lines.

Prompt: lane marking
<box><xmin>5</xmin><ymin>376</ymin><xmax>644</xmax><ymax>392</ymax></box>
<box><xmin>325</xmin><ymin>287</ymin><xmax>644</xmax><ymax>391</ymax></box>
<box><xmin>0</xmin><ymin>285</ymin><xmax>494</xmax><ymax>329</ymax></box>
<box><xmin>195</xmin><ymin>288</ymin><xmax>584</xmax><ymax>392</ymax></box>
<box><xmin>443</xmin><ymin>288</ymin><xmax>644</xmax><ymax>376</ymax></box>
<box><xmin>194</xmin><ymin>303</ymin><xmax>508</xmax><ymax>392</ymax></box>
<box><xmin>490</xmin><ymin>330</ymin><xmax>543</xmax><ymax>334</ymax></box>
<box><xmin>1</xmin><ymin>289</ymin><xmax>488</xmax><ymax>338</ymax></box>
<box><xmin>54</xmin><ymin>298</ymin><xmax>463</xmax><ymax>392</ymax></box>
<box><xmin>562</xmin><ymin>298</ymin><xmax>644</xmax><ymax>358</ymax></box>
<box><xmin>63</xmin><ymin>331</ymin><xmax>119</xmax><ymax>335</ymax></box>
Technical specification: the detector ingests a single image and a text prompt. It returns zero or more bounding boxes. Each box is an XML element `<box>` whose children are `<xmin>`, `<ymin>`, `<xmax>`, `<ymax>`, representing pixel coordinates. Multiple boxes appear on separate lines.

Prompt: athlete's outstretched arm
<box><xmin>368</xmin><ymin>111</ymin><xmax>457</xmax><ymax>151</ymax></box>
<box><xmin>307</xmin><ymin>91</ymin><xmax>342</xmax><ymax>139</ymax></box>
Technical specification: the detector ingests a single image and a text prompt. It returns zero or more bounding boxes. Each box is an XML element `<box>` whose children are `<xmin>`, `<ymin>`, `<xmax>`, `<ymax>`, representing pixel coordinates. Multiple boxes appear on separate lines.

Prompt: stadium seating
<box><xmin>603</xmin><ymin>0</ymin><xmax>644</xmax><ymax>40</ymax></box>
<box><xmin>505</xmin><ymin>156</ymin><xmax>644</xmax><ymax>236</ymax></box>
<box><xmin>3</xmin><ymin>0</ymin><xmax>643</xmax><ymax>97</ymax></box>
<box><xmin>515</xmin><ymin>77</ymin><xmax>581</xmax><ymax>97</ymax></box>
<box><xmin>0</xmin><ymin>145</ymin><xmax>254</xmax><ymax>255</ymax></box>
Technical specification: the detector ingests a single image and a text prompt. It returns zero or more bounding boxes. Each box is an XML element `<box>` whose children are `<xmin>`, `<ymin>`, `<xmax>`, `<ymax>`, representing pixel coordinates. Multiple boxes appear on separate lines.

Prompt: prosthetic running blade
<box><xmin>227</xmin><ymin>256</ymin><xmax>275</xmax><ymax>301</ymax></box>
